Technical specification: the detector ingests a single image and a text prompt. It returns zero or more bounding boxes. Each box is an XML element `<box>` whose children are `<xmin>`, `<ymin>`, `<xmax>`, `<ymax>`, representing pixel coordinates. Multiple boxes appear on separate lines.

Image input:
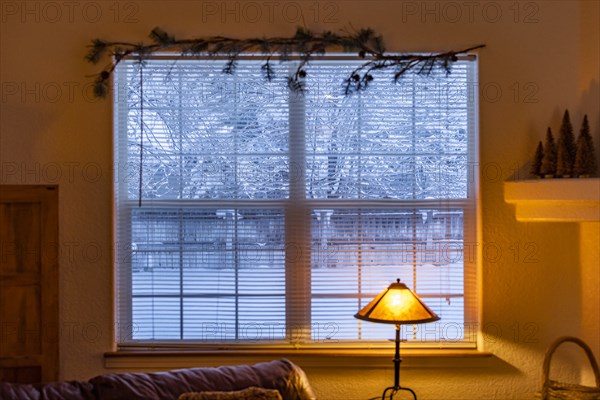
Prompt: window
<box><xmin>114</xmin><ymin>56</ymin><xmax>479</xmax><ymax>347</ymax></box>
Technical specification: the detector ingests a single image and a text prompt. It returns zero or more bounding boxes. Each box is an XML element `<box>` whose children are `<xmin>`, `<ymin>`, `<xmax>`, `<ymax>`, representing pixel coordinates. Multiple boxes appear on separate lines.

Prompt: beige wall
<box><xmin>1</xmin><ymin>1</ymin><xmax>598</xmax><ymax>399</ymax></box>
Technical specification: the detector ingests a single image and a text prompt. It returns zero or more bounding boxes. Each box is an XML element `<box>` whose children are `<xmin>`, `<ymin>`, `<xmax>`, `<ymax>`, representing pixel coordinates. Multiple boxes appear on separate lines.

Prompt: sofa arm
<box><xmin>90</xmin><ymin>359</ymin><xmax>316</xmax><ymax>400</ymax></box>
<box><xmin>0</xmin><ymin>380</ymin><xmax>95</xmax><ymax>400</ymax></box>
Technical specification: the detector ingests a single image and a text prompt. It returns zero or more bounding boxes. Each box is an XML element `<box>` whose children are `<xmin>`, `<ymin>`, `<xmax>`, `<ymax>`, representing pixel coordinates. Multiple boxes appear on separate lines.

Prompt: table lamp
<box><xmin>354</xmin><ymin>279</ymin><xmax>440</xmax><ymax>400</ymax></box>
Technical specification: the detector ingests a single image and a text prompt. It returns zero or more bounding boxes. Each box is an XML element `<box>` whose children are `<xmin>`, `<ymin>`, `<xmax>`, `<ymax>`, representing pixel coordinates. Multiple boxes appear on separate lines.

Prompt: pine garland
<box><xmin>86</xmin><ymin>26</ymin><xmax>485</xmax><ymax>98</ymax></box>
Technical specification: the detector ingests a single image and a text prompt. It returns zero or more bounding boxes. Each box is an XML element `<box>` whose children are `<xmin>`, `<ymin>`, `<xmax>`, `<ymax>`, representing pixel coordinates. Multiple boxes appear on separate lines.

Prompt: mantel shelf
<box><xmin>504</xmin><ymin>178</ymin><xmax>600</xmax><ymax>222</ymax></box>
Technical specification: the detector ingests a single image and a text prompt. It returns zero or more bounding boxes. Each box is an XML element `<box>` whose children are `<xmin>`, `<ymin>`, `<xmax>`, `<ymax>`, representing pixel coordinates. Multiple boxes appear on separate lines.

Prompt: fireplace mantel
<box><xmin>504</xmin><ymin>178</ymin><xmax>600</xmax><ymax>222</ymax></box>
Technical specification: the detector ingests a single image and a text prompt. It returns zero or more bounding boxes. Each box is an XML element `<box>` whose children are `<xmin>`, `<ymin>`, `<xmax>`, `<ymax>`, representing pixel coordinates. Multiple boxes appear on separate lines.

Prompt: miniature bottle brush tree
<box><xmin>531</xmin><ymin>111</ymin><xmax>597</xmax><ymax>178</ymax></box>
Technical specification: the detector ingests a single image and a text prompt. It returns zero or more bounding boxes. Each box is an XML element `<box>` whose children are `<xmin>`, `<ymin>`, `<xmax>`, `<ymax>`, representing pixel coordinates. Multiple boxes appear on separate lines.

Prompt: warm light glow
<box><xmin>354</xmin><ymin>279</ymin><xmax>440</xmax><ymax>324</ymax></box>
<box><xmin>389</xmin><ymin>292</ymin><xmax>402</xmax><ymax>308</ymax></box>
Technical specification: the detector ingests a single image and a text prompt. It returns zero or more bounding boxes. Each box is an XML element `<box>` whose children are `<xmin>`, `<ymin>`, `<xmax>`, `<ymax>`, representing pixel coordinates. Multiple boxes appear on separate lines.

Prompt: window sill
<box><xmin>104</xmin><ymin>348</ymin><xmax>493</xmax><ymax>370</ymax></box>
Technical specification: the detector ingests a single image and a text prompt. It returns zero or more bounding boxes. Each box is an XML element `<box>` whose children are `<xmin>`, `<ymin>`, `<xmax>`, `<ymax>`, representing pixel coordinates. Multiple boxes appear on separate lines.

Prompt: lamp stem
<box><xmin>382</xmin><ymin>324</ymin><xmax>417</xmax><ymax>399</ymax></box>
<box><xmin>394</xmin><ymin>324</ymin><xmax>400</xmax><ymax>389</ymax></box>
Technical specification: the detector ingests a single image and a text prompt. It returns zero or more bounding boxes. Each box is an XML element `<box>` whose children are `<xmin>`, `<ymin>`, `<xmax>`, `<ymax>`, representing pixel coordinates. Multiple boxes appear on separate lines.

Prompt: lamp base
<box><xmin>381</xmin><ymin>385</ymin><xmax>417</xmax><ymax>400</ymax></box>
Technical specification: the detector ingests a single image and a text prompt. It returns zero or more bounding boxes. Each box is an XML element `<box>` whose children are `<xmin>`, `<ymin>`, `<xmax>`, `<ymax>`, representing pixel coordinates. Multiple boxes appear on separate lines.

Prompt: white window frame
<box><xmin>113</xmin><ymin>54</ymin><xmax>480</xmax><ymax>350</ymax></box>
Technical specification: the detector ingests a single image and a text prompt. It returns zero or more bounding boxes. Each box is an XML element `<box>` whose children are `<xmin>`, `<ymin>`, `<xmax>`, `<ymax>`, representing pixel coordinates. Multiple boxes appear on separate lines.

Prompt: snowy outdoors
<box><xmin>114</xmin><ymin>58</ymin><xmax>475</xmax><ymax>344</ymax></box>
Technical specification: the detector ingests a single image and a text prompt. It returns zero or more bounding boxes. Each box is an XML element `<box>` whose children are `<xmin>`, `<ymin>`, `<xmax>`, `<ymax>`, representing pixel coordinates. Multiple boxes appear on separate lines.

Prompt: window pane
<box><xmin>125</xmin><ymin>61</ymin><xmax>290</xmax><ymax>200</ymax></box>
<box><xmin>304</xmin><ymin>63</ymin><xmax>470</xmax><ymax>199</ymax></box>
<box><xmin>311</xmin><ymin>209</ymin><xmax>465</xmax><ymax>342</ymax></box>
<box><xmin>130</xmin><ymin>208</ymin><xmax>285</xmax><ymax>341</ymax></box>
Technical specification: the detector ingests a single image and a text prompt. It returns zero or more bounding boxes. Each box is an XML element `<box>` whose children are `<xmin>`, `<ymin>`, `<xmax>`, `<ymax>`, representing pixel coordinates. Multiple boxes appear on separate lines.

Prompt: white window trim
<box><xmin>112</xmin><ymin>54</ymin><xmax>481</xmax><ymax>351</ymax></box>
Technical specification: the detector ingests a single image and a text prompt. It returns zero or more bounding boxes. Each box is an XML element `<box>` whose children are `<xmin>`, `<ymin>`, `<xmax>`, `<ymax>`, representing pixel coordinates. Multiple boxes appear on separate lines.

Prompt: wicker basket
<box><xmin>539</xmin><ymin>336</ymin><xmax>600</xmax><ymax>400</ymax></box>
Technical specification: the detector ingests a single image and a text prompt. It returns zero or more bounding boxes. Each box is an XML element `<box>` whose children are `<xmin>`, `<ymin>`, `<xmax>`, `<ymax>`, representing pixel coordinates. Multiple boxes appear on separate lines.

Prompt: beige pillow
<box><xmin>178</xmin><ymin>387</ymin><xmax>283</xmax><ymax>400</ymax></box>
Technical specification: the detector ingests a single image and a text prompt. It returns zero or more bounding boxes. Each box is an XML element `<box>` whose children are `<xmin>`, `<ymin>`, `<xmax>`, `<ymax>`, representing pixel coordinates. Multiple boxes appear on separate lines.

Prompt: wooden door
<box><xmin>0</xmin><ymin>185</ymin><xmax>58</xmax><ymax>383</ymax></box>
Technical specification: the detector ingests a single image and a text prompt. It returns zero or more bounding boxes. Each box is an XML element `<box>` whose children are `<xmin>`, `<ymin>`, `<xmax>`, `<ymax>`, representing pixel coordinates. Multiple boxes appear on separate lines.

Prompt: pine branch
<box><xmin>85</xmin><ymin>26</ymin><xmax>485</xmax><ymax>98</ymax></box>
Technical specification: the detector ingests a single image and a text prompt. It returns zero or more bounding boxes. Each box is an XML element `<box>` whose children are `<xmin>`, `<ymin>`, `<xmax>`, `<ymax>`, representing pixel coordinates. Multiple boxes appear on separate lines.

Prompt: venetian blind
<box><xmin>114</xmin><ymin>56</ymin><xmax>478</xmax><ymax>347</ymax></box>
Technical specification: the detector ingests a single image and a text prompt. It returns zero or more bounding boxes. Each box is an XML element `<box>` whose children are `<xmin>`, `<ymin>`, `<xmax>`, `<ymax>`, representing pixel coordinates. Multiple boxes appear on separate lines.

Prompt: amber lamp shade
<box><xmin>354</xmin><ymin>279</ymin><xmax>440</xmax><ymax>325</ymax></box>
<box><xmin>354</xmin><ymin>279</ymin><xmax>440</xmax><ymax>400</ymax></box>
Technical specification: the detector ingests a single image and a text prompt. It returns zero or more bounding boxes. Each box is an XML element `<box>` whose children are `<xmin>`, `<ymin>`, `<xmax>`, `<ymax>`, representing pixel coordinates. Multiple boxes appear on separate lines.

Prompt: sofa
<box><xmin>0</xmin><ymin>359</ymin><xmax>316</xmax><ymax>400</ymax></box>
